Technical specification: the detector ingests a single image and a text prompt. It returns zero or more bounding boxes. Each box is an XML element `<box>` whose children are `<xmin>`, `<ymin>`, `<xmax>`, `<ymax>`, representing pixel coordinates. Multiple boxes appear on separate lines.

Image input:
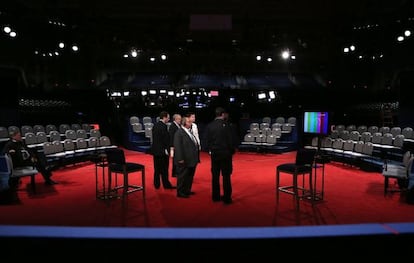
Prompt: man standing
<box><xmin>186</xmin><ymin>112</ymin><xmax>201</xmax><ymax>151</ymax></box>
<box><xmin>169</xmin><ymin>113</ymin><xmax>182</xmax><ymax>177</ymax></box>
<box><xmin>205</xmin><ymin>107</ymin><xmax>235</xmax><ymax>204</ymax></box>
<box><xmin>173</xmin><ymin>116</ymin><xmax>200</xmax><ymax>198</ymax></box>
<box><xmin>151</xmin><ymin>111</ymin><xmax>175</xmax><ymax>189</ymax></box>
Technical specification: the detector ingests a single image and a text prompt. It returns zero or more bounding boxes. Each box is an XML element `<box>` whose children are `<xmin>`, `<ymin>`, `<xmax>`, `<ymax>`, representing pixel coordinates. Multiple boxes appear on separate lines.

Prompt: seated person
<box><xmin>2</xmin><ymin>130</ymin><xmax>57</xmax><ymax>186</ymax></box>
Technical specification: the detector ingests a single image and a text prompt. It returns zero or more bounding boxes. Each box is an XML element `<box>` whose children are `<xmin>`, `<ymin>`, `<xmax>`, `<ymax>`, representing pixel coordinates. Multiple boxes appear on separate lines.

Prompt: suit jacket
<box><xmin>206</xmin><ymin>118</ymin><xmax>235</xmax><ymax>156</ymax></box>
<box><xmin>173</xmin><ymin>128</ymin><xmax>200</xmax><ymax>167</ymax></box>
<box><xmin>168</xmin><ymin>121</ymin><xmax>181</xmax><ymax>148</ymax></box>
<box><xmin>150</xmin><ymin>121</ymin><xmax>170</xmax><ymax>156</ymax></box>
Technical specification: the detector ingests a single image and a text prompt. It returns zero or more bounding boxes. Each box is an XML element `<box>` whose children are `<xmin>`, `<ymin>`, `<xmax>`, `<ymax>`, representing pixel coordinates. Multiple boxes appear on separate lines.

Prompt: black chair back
<box><xmin>105</xmin><ymin>148</ymin><xmax>126</xmax><ymax>165</ymax></box>
<box><xmin>295</xmin><ymin>148</ymin><xmax>316</xmax><ymax>166</ymax></box>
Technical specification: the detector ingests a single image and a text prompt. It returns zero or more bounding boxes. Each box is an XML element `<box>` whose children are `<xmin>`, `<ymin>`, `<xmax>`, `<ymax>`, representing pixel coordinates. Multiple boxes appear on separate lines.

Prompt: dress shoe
<box><xmin>212</xmin><ymin>196</ymin><xmax>222</xmax><ymax>202</ymax></box>
<box><xmin>222</xmin><ymin>198</ymin><xmax>233</xmax><ymax>204</ymax></box>
<box><xmin>186</xmin><ymin>191</ymin><xmax>195</xmax><ymax>195</ymax></box>
<box><xmin>177</xmin><ymin>193</ymin><xmax>189</xmax><ymax>198</ymax></box>
<box><xmin>45</xmin><ymin>179</ymin><xmax>58</xmax><ymax>185</ymax></box>
<box><xmin>164</xmin><ymin>186</ymin><xmax>177</xmax><ymax>189</ymax></box>
<box><xmin>154</xmin><ymin>184</ymin><xmax>160</xmax><ymax>189</ymax></box>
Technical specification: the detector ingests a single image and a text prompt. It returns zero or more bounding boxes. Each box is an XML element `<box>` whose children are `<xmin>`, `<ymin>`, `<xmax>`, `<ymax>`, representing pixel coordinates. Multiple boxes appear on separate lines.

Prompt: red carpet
<box><xmin>1</xmin><ymin>148</ymin><xmax>413</xmax><ymax>227</ymax></box>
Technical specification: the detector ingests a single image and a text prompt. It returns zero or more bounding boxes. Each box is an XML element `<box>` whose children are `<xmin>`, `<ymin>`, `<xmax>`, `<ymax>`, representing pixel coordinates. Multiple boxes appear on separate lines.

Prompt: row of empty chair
<box><xmin>42</xmin><ymin>136</ymin><xmax>117</xmax><ymax>167</ymax></box>
<box><xmin>330</xmin><ymin>130</ymin><xmax>405</xmax><ymax>148</ymax></box>
<box><xmin>261</xmin><ymin>116</ymin><xmax>297</xmax><ymax>126</ymax></box>
<box><xmin>24</xmin><ymin>129</ymin><xmax>102</xmax><ymax>149</ymax></box>
<box><xmin>306</xmin><ymin>137</ymin><xmax>383</xmax><ymax>171</ymax></box>
<box><xmin>0</xmin><ymin>124</ymin><xmax>96</xmax><ymax>143</ymax></box>
<box><xmin>332</xmin><ymin>125</ymin><xmax>414</xmax><ymax>140</ymax></box>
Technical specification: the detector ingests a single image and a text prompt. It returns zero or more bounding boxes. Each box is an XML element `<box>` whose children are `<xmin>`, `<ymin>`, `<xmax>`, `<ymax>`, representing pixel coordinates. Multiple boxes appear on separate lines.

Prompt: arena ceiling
<box><xmin>2</xmin><ymin>0</ymin><xmax>413</xmax><ymax>73</ymax></box>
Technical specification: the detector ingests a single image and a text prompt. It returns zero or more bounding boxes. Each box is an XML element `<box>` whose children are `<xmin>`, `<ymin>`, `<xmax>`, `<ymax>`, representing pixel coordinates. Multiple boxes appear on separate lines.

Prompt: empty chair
<box><xmin>51</xmin><ymin>140</ymin><xmax>66</xmax><ymax>158</ymax></box>
<box><xmin>393</xmin><ymin>134</ymin><xmax>405</xmax><ymax>149</ymax></box>
<box><xmin>259</xmin><ymin>122</ymin><xmax>270</xmax><ymax>130</ymax></box>
<box><xmin>276</xmin><ymin>148</ymin><xmax>317</xmax><ymax>213</ymax></box>
<box><xmin>71</xmin><ymin>124</ymin><xmax>82</xmax><ymax>131</ymax></box>
<box><xmin>265</xmin><ymin>134</ymin><xmax>277</xmax><ymax>146</ymax></box>
<box><xmin>329</xmin><ymin>130</ymin><xmax>339</xmax><ymax>139</ymax></box>
<box><xmin>339</xmin><ymin>130</ymin><xmax>350</xmax><ymax>140</ymax></box>
<box><xmin>59</xmin><ymin>124</ymin><xmax>71</xmax><ymax>134</ymax></box>
<box><xmin>402</xmin><ymin>127</ymin><xmax>413</xmax><ymax>139</ymax></box>
<box><xmin>33</xmin><ymin>124</ymin><xmax>46</xmax><ymax>134</ymax></box>
<box><xmin>35</xmin><ymin>131</ymin><xmax>48</xmax><ymax>144</ymax></box>
<box><xmin>362</xmin><ymin>142</ymin><xmax>374</xmax><ymax>157</ymax></box>
<box><xmin>81</xmin><ymin>123</ymin><xmax>92</xmax><ymax>132</ymax></box>
<box><xmin>261</xmin><ymin>127</ymin><xmax>272</xmax><ymax>136</ymax></box>
<box><xmin>390</xmin><ymin>127</ymin><xmax>402</xmax><ymax>138</ymax></box>
<box><xmin>249</xmin><ymin>122</ymin><xmax>259</xmax><ymax>130</ymax></box>
<box><xmin>346</xmin><ymin>124</ymin><xmax>356</xmax><ymax>132</ymax></box>
<box><xmin>383</xmin><ymin>156</ymin><xmax>414</xmax><ymax>196</ymax></box>
<box><xmin>304</xmin><ymin>136</ymin><xmax>319</xmax><ymax>150</ymax></box>
<box><xmin>104</xmin><ymin>148</ymin><xmax>145</xmax><ymax>200</ymax></box>
<box><xmin>379</xmin><ymin>126</ymin><xmax>390</xmax><ymax>135</ymax></box>
<box><xmin>63</xmin><ymin>139</ymin><xmax>76</xmax><ymax>157</ymax></box>
<box><xmin>383</xmin><ymin>151</ymin><xmax>412</xmax><ymax>174</ymax></box>
<box><xmin>76</xmin><ymin>129</ymin><xmax>88</xmax><ymax>139</ymax></box>
<box><xmin>281</xmin><ymin>123</ymin><xmax>292</xmax><ymax>133</ymax></box>
<box><xmin>0</xmin><ymin>126</ymin><xmax>9</xmax><ymax>140</ymax></box>
<box><xmin>360</xmin><ymin>131</ymin><xmax>372</xmax><ymax>143</ymax></box>
<box><xmin>255</xmin><ymin>134</ymin><xmax>266</xmax><ymax>144</ymax></box>
<box><xmin>98</xmin><ymin>136</ymin><xmax>116</xmax><ymax>150</ymax></box>
<box><xmin>271</xmin><ymin>128</ymin><xmax>282</xmax><ymax>138</ymax></box>
<box><xmin>42</xmin><ymin>141</ymin><xmax>62</xmax><ymax>166</ymax></box>
<box><xmin>241</xmin><ymin>133</ymin><xmax>255</xmax><ymax>145</ymax></box>
<box><xmin>381</xmin><ymin>133</ymin><xmax>393</xmax><ymax>146</ymax></box>
<box><xmin>43</xmin><ymin>141</ymin><xmax>56</xmax><ymax>156</ymax></box>
<box><xmin>63</xmin><ymin>138</ymin><xmax>75</xmax><ymax>151</ymax></box>
<box><xmin>49</xmin><ymin>130</ymin><xmax>61</xmax><ymax>142</ymax></box>
<box><xmin>65</xmin><ymin>129</ymin><xmax>77</xmax><ymax>140</ymax></box>
<box><xmin>343</xmin><ymin>139</ymin><xmax>355</xmax><ymax>153</ymax></box>
<box><xmin>271</xmin><ymin>123</ymin><xmax>282</xmax><ymax>130</ymax></box>
<box><xmin>45</xmin><ymin>124</ymin><xmax>57</xmax><ymax>134</ymax></box>
<box><xmin>142</xmin><ymin>116</ymin><xmax>152</xmax><ymax>124</ymax></box>
<box><xmin>262</xmin><ymin>117</ymin><xmax>271</xmax><ymax>124</ymax></box>
<box><xmin>24</xmin><ymin>132</ymin><xmax>37</xmax><ymax>147</ymax></box>
<box><xmin>334</xmin><ymin>124</ymin><xmax>345</xmax><ymax>132</ymax></box>
<box><xmin>287</xmin><ymin>117</ymin><xmax>297</xmax><ymax>126</ymax></box>
<box><xmin>250</xmin><ymin>127</ymin><xmax>260</xmax><ymax>137</ymax></box>
<box><xmin>368</xmin><ymin>125</ymin><xmax>379</xmax><ymax>134</ymax></box>
<box><xmin>21</xmin><ymin>125</ymin><xmax>34</xmax><ymax>136</ymax></box>
<box><xmin>357</xmin><ymin>125</ymin><xmax>367</xmax><ymax>134</ymax></box>
<box><xmin>353</xmin><ymin>141</ymin><xmax>365</xmax><ymax>156</ymax></box>
<box><xmin>349</xmin><ymin>130</ymin><xmax>360</xmax><ymax>141</ymax></box>
<box><xmin>130</xmin><ymin>116</ymin><xmax>140</xmax><ymax>125</ymax></box>
<box><xmin>131</xmin><ymin>122</ymin><xmax>143</xmax><ymax>133</ymax></box>
<box><xmin>88</xmin><ymin>136</ymin><xmax>99</xmax><ymax>148</ymax></box>
<box><xmin>144</xmin><ymin>122</ymin><xmax>154</xmax><ymax>130</ymax></box>
<box><xmin>75</xmin><ymin>138</ymin><xmax>90</xmax><ymax>154</ymax></box>
<box><xmin>275</xmin><ymin>116</ymin><xmax>285</xmax><ymax>124</ymax></box>
<box><xmin>89</xmin><ymin>129</ymin><xmax>101</xmax><ymax>138</ymax></box>
<box><xmin>371</xmin><ymin>132</ymin><xmax>383</xmax><ymax>145</ymax></box>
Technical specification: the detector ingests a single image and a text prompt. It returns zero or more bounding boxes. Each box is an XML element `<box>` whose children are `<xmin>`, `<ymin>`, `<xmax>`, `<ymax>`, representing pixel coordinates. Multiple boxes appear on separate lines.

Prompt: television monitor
<box><xmin>303</xmin><ymin>111</ymin><xmax>329</xmax><ymax>135</ymax></box>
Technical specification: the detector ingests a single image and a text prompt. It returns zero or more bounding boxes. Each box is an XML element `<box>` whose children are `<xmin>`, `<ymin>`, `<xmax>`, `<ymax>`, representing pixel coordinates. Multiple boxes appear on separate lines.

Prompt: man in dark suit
<box><xmin>173</xmin><ymin>116</ymin><xmax>200</xmax><ymax>198</ymax></box>
<box><xmin>168</xmin><ymin>113</ymin><xmax>182</xmax><ymax>177</ymax></box>
<box><xmin>205</xmin><ymin>107</ymin><xmax>236</xmax><ymax>204</ymax></box>
<box><xmin>150</xmin><ymin>111</ymin><xmax>175</xmax><ymax>189</ymax></box>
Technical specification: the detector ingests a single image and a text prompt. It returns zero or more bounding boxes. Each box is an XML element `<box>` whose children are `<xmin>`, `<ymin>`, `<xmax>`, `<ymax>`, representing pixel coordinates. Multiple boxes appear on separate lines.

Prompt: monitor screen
<box><xmin>303</xmin><ymin>111</ymin><xmax>329</xmax><ymax>135</ymax></box>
